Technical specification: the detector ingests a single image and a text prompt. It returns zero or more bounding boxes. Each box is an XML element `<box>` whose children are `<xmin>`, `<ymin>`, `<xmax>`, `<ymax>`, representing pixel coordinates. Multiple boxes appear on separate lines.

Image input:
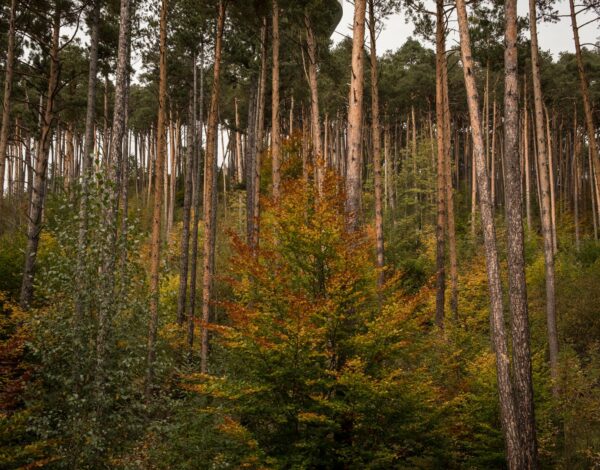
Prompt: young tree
<box><xmin>346</xmin><ymin>0</ymin><xmax>366</xmax><ymax>230</ymax></box>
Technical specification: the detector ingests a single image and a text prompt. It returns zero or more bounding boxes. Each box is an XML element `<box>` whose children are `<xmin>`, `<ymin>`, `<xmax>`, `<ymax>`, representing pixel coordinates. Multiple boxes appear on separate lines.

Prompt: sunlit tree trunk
<box><xmin>346</xmin><ymin>0</ymin><xmax>366</xmax><ymax>230</ymax></box>
<box><xmin>455</xmin><ymin>0</ymin><xmax>521</xmax><ymax>467</ymax></box>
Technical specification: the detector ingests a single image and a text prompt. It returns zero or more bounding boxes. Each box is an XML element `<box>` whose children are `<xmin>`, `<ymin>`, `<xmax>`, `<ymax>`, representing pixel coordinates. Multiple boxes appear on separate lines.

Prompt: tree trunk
<box><xmin>201</xmin><ymin>1</ymin><xmax>225</xmax><ymax>373</ymax></box>
<box><xmin>442</xmin><ymin>54</ymin><xmax>458</xmax><ymax>319</ymax></box>
<box><xmin>434</xmin><ymin>0</ymin><xmax>447</xmax><ymax>328</ymax></box>
<box><xmin>455</xmin><ymin>0</ymin><xmax>521</xmax><ymax>467</ymax></box>
<box><xmin>504</xmin><ymin>0</ymin><xmax>539</xmax><ymax>464</ymax></box>
<box><xmin>272</xmin><ymin>0</ymin><xmax>281</xmax><ymax>200</ymax></box>
<box><xmin>0</xmin><ymin>0</ymin><xmax>17</xmax><ymax>200</ymax></box>
<box><xmin>345</xmin><ymin>0</ymin><xmax>366</xmax><ymax>230</ymax></box>
<box><xmin>529</xmin><ymin>0</ymin><xmax>560</xmax><ymax>396</ymax></box>
<box><xmin>368</xmin><ymin>0</ymin><xmax>384</xmax><ymax>288</ymax></box>
<box><xmin>177</xmin><ymin>96</ymin><xmax>195</xmax><ymax>326</ymax></box>
<box><xmin>147</xmin><ymin>0</ymin><xmax>168</xmax><ymax>395</ymax></box>
<box><xmin>569</xmin><ymin>0</ymin><xmax>600</xmax><ymax>226</ymax></box>
<box><xmin>304</xmin><ymin>12</ymin><xmax>323</xmax><ymax>194</ymax></box>
<box><xmin>20</xmin><ymin>7</ymin><xmax>61</xmax><ymax>309</ymax></box>
<box><xmin>188</xmin><ymin>45</ymin><xmax>204</xmax><ymax>353</ymax></box>
<box><xmin>251</xmin><ymin>18</ymin><xmax>267</xmax><ymax>250</ymax></box>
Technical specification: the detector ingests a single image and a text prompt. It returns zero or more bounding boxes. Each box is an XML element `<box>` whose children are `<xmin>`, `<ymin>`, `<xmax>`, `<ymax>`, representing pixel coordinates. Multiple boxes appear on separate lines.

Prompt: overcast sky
<box><xmin>333</xmin><ymin>0</ymin><xmax>600</xmax><ymax>57</ymax></box>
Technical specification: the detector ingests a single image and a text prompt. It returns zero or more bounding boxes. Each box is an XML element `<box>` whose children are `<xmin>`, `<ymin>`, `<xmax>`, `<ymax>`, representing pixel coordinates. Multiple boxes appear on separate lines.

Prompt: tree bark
<box><xmin>346</xmin><ymin>0</ymin><xmax>366</xmax><ymax>230</ymax></box>
<box><xmin>188</xmin><ymin>45</ymin><xmax>204</xmax><ymax>353</ymax></box>
<box><xmin>201</xmin><ymin>1</ymin><xmax>225</xmax><ymax>373</ymax></box>
<box><xmin>0</xmin><ymin>0</ymin><xmax>17</xmax><ymax>200</ymax></box>
<box><xmin>529</xmin><ymin>0</ymin><xmax>560</xmax><ymax>396</ymax></box>
<box><xmin>304</xmin><ymin>12</ymin><xmax>323</xmax><ymax>194</ymax></box>
<box><xmin>569</xmin><ymin>0</ymin><xmax>600</xmax><ymax>226</ymax></box>
<box><xmin>434</xmin><ymin>0</ymin><xmax>447</xmax><ymax>328</ymax></box>
<box><xmin>442</xmin><ymin>54</ymin><xmax>458</xmax><ymax>319</ymax></box>
<box><xmin>20</xmin><ymin>6</ymin><xmax>61</xmax><ymax>309</ymax></box>
<box><xmin>368</xmin><ymin>0</ymin><xmax>384</xmax><ymax>288</ymax></box>
<box><xmin>147</xmin><ymin>0</ymin><xmax>168</xmax><ymax>395</ymax></box>
<box><xmin>504</xmin><ymin>0</ymin><xmax>539</xmax><ymax>465</ymax></box>
<box><xmin>455</xmin><ymin>0</ymin><xmax>521</xmax><ymax>467</ymax></box>
<box><xmin>272</xmin><ymin>0</ymin><xmax>281</xmax><ymax>200</ymax></box>
<box><xmin>177</xmin><ymin>96</ymin><xmax>195</xmax><ymax>326</ymax></box>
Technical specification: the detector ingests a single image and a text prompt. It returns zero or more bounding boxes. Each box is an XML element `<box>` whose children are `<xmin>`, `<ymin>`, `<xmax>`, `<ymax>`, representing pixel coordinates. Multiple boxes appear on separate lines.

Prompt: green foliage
<box><xmin>20</xmin><ymin>172</ymin><xmax>153</xmax><ymax>468</ymax></box>
<box><xmin>0</xmin><ymin>233</ymin><xmax>24</xmax><ymax>299</ymax></box>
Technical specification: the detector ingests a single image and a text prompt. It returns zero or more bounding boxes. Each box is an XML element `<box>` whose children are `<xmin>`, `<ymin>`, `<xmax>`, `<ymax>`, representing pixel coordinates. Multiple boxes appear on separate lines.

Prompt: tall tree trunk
<box><xmin>529</xmin><ymin>0</ymin><xmax>560</xmax><ymax>396</ymax></box>
<box><xmin>455</xmin><ymin>0</ymin><xmax>521</xmax><ymax>467</ymax></box>
<box><xmin>304</xmin><ymin>12</ymin><xmax>323</xmax><ymax>193</ymax></box>
<box><xmin>0</xmin><ymin>0</ymin><xmax>17</xmax><ymax>200</ymax></box>
<box><xmin>569</xmin><ymin>0</ymin><xmax>600</xmax><ymax>225</ymax></box>
<box><xmin>234</xmin><ymin>98</ymin><xmax>243</xmax><ymax>185</ymax></box>
<box><xmin>147</xmin><ymin>0</ymin><xmax>168</xmax><ymax>395</ymax></box>
<box><xmin>434</xmin><ymin>0</ymin><xmax>447</xmax><ymax>328</ymax></box>
<box><xmin>524</xmin><ymin>76</ymin><xmax>532</xmax><ymax>230</ymax></box>
<box><xmin>504</xmin><ymin>0</ymin><xmax>539</xmax><ymax>465</ymax></box>
<box><xmin>346</xmin><ymin>0</ymin><xmax>366</xmax><ymax>230</ymax></box>
<box><xmin>75</xmin><ymin>0</ymin><xmax>100</xmax><ymax>324</ymax></box>
<box><xmin>201</xmin><ymin>1</ymin><xmax>225</xmax><ymax>373</ymax></box>
<box><xmin>368</xmin><ymin>0</ymin><xmax>384</xmax><ymax>289</ymax></box>
<box><xmin>251</xmin><ymin>18</ymin><xmax>267</xmax><ymax>250</ymax></box>
<box><xmin>188</xmin><ymin>45</ymin><xmax>204</xmax><ymax>353</ymax></box>
<box><xmin>442</xmin><ymin>54</ymin><xmax>458</xmax><ymax>319</ymax></box>
<box><xmin>177</xmin><ymin>94</ymin><xmax>195</xmax><ymax>326</ymax></box>
<box><xmin>272</xmin><ymin>0</ymin><xmax>281</xmax><ymax>200</ymax></box>
<box><xmin>20</xmin><ymin>7</ymin><xmax>61</xmax><ymax>308</ymax></box>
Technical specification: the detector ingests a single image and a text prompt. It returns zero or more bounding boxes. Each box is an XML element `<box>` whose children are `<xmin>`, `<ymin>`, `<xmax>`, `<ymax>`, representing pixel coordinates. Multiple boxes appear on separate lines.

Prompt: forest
<box><xmin>0</xmin><ymin>0</ymin><xmax>600</xmax><ymax>467</ymax></box>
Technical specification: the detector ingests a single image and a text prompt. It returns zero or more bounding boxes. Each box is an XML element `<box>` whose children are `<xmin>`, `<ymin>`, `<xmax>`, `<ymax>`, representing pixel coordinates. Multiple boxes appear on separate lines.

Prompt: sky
<box><xmin>333</xmin><ymin>0</ymin><xmax>600</xmax><ymax>58</ymax></box>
